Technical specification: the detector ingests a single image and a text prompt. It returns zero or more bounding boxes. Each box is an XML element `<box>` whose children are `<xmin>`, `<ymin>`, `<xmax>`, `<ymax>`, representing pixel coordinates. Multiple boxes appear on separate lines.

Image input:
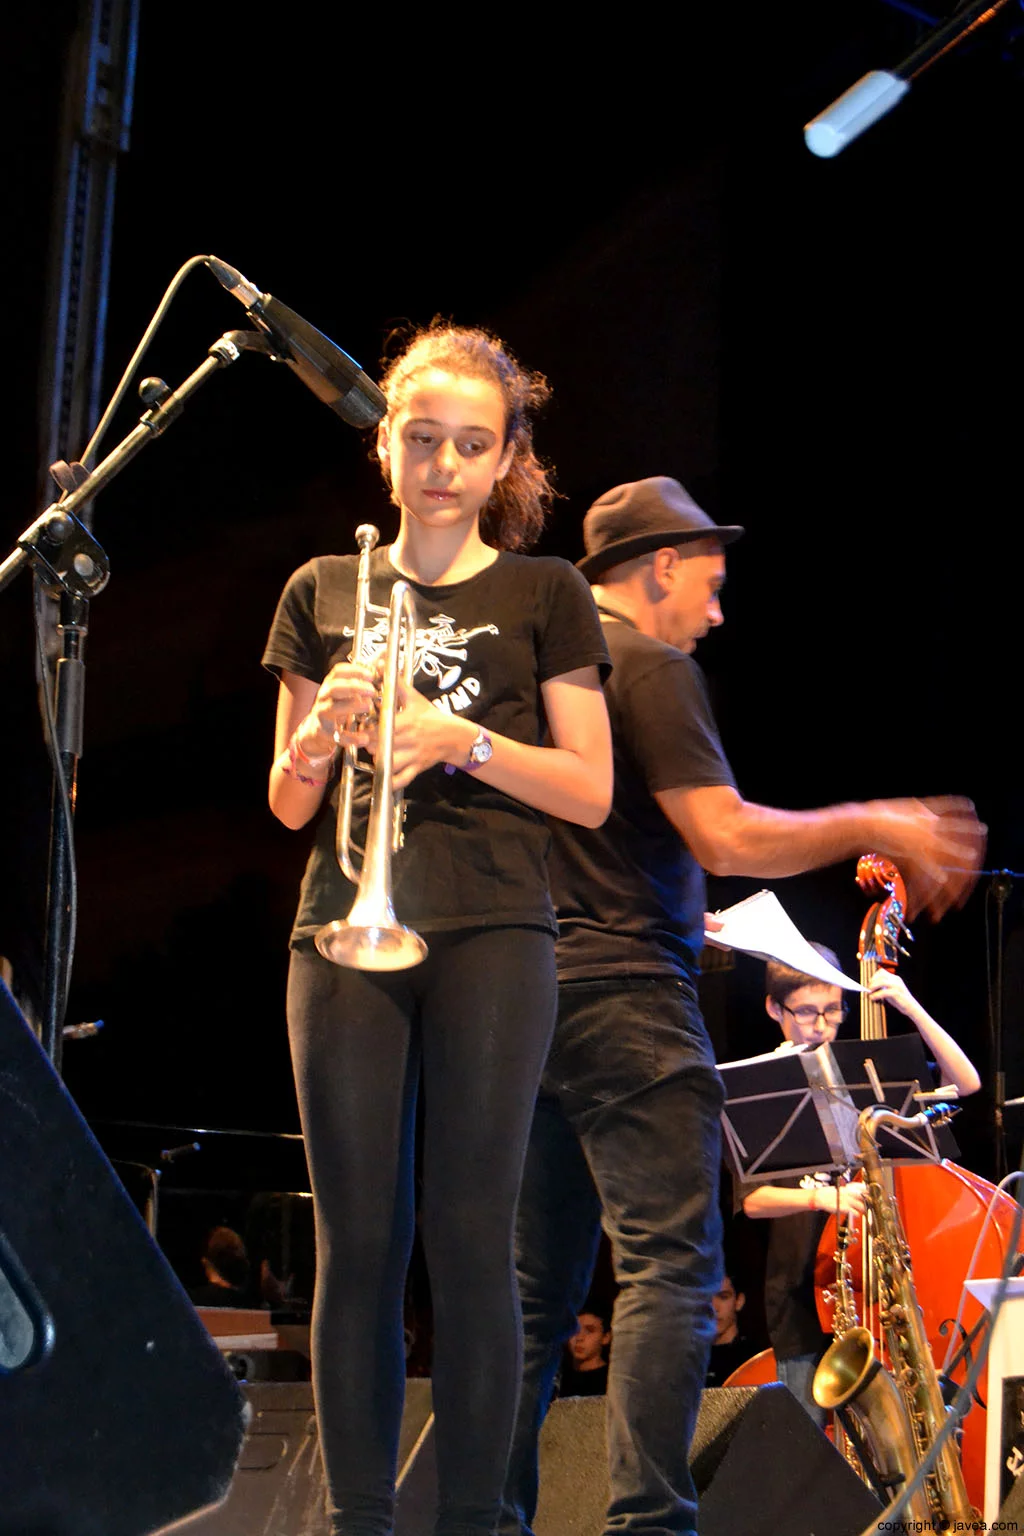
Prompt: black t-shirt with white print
<box><xmin>549</xmin><ymin>611</ymin><xmax>736</xmax><ymax>981</ymax></box>
<box><xmin>262</xmin><ymin>545</ymin><xmax>610</xmax><ymax>945</ymax></box>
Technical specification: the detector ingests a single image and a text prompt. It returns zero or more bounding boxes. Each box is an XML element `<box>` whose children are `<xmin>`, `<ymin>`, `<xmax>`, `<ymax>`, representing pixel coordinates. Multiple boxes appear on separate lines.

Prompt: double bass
<box><xmin>725</xmin><ymin>855</ymin><xmax>1019</xmax><ymax>1511</ymax></box>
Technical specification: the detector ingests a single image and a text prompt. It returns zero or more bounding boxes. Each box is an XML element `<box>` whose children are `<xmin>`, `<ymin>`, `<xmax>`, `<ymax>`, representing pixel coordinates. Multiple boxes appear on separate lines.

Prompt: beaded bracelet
<box><xmin>281</xmin><ymin>735</ymin><xmax>335</xmax><ymax>788</ymax></box>
<box><xmin>292</xmin><ymin>733</ymin><xmax>336</xmax><ymax>771</ymax></box>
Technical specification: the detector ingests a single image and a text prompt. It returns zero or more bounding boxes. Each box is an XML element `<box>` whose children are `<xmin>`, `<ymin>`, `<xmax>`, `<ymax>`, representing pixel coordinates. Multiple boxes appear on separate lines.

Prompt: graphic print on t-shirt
<box><xmin>345</xmin><ymin>610</ymin><xmax>499</xmax><ymax>715</ymax></box>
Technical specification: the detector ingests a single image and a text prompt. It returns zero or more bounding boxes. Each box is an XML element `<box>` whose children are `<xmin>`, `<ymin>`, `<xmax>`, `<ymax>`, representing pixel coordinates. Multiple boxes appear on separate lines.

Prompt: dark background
<box><xmin>3</xmin><ymin>1</ymin><xmax>1023</xmax><ymax>1221</ymax></box>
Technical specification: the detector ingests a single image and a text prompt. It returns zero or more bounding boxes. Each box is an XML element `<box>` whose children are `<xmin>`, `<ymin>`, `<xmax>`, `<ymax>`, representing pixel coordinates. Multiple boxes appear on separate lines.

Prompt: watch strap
<box><xmin>443</xmin><ymin>725</ymin><xmax>493</xmax><ymax>776</ymax></box>
<box><xmin>464</xmin><ymin>726</ymin><xmax>493</xmax><ymax>773</ymax></box>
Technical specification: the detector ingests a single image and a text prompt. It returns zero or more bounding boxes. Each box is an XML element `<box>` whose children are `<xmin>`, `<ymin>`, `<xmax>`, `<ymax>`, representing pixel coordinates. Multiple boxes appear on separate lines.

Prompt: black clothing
<box><xmin>265</xmin><ymin>541</ymin><xmax>609</xmax><ymax>1536</ymax></box>
<box><xmin>288</xmin><ymin>932</ymin><xmax>557</xmax><ymax>1535</ymax></box>
<box><xmin>505</xmin><ymin>976</ymin><xmax>726</xmax><ymax>1536</ymax></box>
<box><xmin>705</xmin><ymin>1334</ymin><xmax>758</xmax><ymax>1388</ymax></box>
<box><xmin>188</xmin><ymin>1283</ymin><xmax>251</xmax><ymax>1309</ymax></box>
<box><xmin>503</xmin><ymin>613</ymin><xmax>733</xmax><ymax>1536</ymax></box>
<box><xmin>549</xmin><ymin>611</ymin><xmax>735</xmax><ymax>981</ymax></box>
<box><xmin>263</xmin><ymin>547</ymin><xmax>610</xmax><ymax>944</ymax></box>
<box><xmin>558</xmin><ymin>1362</ymin><xmax>608</xmax><ymax>1397</ymax></box>
<box><xmin>763</xmin><ymin>1204</ymin><xmax>831</xmax><ymax>1361</ymax></box>
<box><xmin>736</xmin><ymin>1170</ymin><xmax>830</xmax><ymax>1363</ymax></box>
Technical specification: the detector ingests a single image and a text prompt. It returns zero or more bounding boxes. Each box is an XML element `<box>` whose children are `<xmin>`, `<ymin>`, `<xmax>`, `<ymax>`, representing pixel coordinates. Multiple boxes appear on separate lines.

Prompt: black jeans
<box><xmin>500</xmin><ymin>975</ymin><xmax>724</xmax><ymax>1536</ymax></box>
<box><xmin>287</xmin><ymin>928</ymin><xmax>557</xmax><ymax>1536</ymax></box>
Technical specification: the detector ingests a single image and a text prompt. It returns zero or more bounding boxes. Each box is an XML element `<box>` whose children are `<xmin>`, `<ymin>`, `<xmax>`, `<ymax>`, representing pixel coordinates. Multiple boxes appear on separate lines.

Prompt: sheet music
<box><xmin>716</xmin><ymin>1043</ymin><xmax>809</xmax><ymax>1070</ymax></box>
<box><xmin>705</xmin><ymin>890</ymin><xmax>862</xmax><ymax>990</ymax></box>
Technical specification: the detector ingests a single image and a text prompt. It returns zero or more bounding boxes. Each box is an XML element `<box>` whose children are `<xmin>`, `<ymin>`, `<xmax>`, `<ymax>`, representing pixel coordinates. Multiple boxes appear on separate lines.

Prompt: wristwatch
<box><xmin>464</xmin><ymin>727</ymin><xmax>493</xmax><ymax>772</ymax></box>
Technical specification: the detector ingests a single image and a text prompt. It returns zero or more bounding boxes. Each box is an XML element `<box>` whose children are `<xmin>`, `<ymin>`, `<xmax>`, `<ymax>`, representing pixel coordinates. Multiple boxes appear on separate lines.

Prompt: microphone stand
<box><xmin>989</xmin><ymin>868</ymin><xmax>1016</xmax><ymax>1181</ymax></box>
<box><xmin>0</xmin><ymin>328</ymin><xmax>271</xmax><ymax>1069</ymax></box>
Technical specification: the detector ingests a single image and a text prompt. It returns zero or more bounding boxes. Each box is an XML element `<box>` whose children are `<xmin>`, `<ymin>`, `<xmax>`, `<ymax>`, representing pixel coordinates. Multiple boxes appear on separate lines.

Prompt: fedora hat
<box><xmin>576</xmin><ymin>476</ymin><xmax>743</xmax><ymax>582</ymax></box>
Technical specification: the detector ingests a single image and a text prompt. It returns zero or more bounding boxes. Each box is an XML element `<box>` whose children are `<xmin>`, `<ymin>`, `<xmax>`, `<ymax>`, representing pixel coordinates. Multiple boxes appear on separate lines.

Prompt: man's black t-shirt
<box><xmin>262</xmin><ymin>546</ymin><xmax>610</xmax><ymax>943</ymax></box>
<box><xmin>549</xmin><ymin>611</ymin><xmax>736</xmax><ymax>981</ymax></box>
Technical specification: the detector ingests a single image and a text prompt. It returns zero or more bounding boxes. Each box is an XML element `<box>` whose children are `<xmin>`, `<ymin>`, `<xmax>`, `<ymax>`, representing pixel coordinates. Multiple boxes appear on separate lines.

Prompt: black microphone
<box><xmin>205</xmin><ymin>256</ymin><xmax>386</xmax><ymax>428</ymax></box>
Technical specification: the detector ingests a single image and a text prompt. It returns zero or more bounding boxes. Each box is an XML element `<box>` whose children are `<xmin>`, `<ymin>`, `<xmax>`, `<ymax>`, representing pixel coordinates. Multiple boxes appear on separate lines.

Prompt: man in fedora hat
<box><xmin>500</xmin><ymin>476</ymin><xmax>984</xmax><ymax>1536</ymax></box>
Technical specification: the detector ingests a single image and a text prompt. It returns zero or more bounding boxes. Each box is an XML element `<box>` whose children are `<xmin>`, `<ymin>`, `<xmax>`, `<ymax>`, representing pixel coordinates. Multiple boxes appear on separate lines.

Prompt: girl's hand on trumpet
<box><xmin>270</xmin><ymin>664</ymin><xmax>380</xmax><ymax>829</ymax></box>
<box><xmin>304</xmin><ymin>662</ymin><xmax>378</xmax><ymax>752</ymax></box>
<box><xmin>385</xmin><ymin>679</ymin><xmax>478</xmax><ymax>790</ymax></box>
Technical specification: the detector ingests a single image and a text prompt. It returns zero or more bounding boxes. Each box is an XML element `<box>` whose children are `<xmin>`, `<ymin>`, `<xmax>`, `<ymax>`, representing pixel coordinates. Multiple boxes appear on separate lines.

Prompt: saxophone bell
<box><xmin>814</xmin><ymin>1327</ymin><xmax>934</xmax><ymax>1523</ymax></box>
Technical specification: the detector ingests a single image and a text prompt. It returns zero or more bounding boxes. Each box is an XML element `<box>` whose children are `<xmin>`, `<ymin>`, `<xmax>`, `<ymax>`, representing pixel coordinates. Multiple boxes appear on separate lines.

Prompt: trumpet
<box><xmin>314</xmin><ymin>524</ymin><xmax>428</xmax><ymax>972</ymax></box>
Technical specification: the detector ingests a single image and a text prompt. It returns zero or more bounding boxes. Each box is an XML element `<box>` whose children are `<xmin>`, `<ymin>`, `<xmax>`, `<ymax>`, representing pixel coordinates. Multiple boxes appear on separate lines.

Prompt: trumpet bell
<box><xmin>315</xmin><ymin>917</ymin><xmax>428</xmax><ymax>972</ymax></box>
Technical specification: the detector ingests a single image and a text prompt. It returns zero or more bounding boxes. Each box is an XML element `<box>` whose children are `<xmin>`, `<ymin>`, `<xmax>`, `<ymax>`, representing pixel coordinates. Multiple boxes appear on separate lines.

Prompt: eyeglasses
<box><xmin>783</xmin><ymin>1002</ymin><xmax>847</xmax><ymax>1027</ymax></box>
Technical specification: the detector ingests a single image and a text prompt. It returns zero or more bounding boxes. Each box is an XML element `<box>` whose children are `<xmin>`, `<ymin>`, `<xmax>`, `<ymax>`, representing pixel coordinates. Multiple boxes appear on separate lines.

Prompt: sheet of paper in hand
<box><xmin>704</xmin><ymin>890</ymin><xmax>862</xmax><ymax>991</ymax></box>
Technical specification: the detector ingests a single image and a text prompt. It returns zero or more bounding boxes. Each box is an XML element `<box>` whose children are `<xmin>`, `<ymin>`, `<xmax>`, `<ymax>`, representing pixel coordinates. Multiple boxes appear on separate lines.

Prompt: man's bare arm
<box><xmin>656</xmin><ymin>784</ymin><xmax>985</xmax><ymax>921</ymax></box>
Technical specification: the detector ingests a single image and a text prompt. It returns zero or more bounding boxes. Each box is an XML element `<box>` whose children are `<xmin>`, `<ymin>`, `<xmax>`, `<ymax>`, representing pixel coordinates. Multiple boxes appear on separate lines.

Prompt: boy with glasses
<box><xmin>741</xmin><ymin>945</ymin><xmax>980</xmax><ymax>1422</ymax></box>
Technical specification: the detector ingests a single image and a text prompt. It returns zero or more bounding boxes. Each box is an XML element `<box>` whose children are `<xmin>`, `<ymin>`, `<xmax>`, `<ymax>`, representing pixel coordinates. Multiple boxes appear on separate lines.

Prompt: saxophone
<box><xmin>812</xmin><ymin>1103</ymin><xmax>973</xmax><ymax>1528</ymax></box>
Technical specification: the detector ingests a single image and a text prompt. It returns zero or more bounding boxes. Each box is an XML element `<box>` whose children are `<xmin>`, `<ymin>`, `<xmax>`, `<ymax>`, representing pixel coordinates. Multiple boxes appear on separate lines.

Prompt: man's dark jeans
<box><xmin>500</xmin><ymin>974</ymin><xmax>725</xmax><ymax>1536</ymax></box>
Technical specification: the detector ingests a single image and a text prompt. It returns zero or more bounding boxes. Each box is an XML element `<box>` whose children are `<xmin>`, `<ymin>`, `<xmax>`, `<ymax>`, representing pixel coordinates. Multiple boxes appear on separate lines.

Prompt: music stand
<box><xmin>720</xmin><ymin>1035</ymin><xmax>957</xmax><ymax>1188</ymax></box>
<box><xmin>829</xmin><ymin>1035</ymin><xmax>958</xmax><ymax>1163</ymax></box>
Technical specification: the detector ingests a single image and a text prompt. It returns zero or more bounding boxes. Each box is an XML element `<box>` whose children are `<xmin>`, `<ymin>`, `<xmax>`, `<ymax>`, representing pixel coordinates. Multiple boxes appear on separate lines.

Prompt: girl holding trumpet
<box><xmin>263</xmin><ymin>324</ymin><xmax>613</xmax><ymax>1536</ymax></box>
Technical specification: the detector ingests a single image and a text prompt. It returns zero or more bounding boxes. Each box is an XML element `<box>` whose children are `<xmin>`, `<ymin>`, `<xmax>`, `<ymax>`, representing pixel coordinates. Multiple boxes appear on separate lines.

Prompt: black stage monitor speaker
<box><xmin>1000</xmin><ymin>1461</ymin><xmax>1024</xmax><ymax>1525</ymax></box>
<box><xmin>533</xmin><ymin>1396</ymin><xmax>609</xmax><ymax>1534</ymax></box>
<box><xmin>693</xmin><ymin>1384</ymin><xmax>882</xmax><ymax>1536</ymax></box>
<box><xmin>177</xmin><ymin>1383</ymin><xmax>328</xmax><ymax>1536</ymax></box>
<box><xmin>0</xmin><ymin>981</ymin><xmax>246</xmax><ymax>1536</ymax></box>
<box><xmin>364</xmin><ymin>1382</ymin><xmax>882</xmax><ymax>1536</ymax></box>
<box><xmin>181</xmin><ymin>1377</ymin><xmax>436</xmax><ymax>1535</ymax></box>
<box><xmin>531</xmin><ymin>1384</ymin><xmax>882</xmax><ymax>1536</ymax></box>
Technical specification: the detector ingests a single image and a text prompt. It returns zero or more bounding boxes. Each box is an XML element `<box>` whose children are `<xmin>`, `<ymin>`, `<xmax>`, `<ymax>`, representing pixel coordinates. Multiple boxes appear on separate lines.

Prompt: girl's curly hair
<box><xmin>379</xmin><ymin>323</ymin><xmax>553</xmax><ymax>551</ymax></box>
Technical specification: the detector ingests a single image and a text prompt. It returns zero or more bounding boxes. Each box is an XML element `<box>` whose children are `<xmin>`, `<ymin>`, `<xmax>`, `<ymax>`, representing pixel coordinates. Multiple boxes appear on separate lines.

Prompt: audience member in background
<box><xmin>704</xmin><ymin>1271</ymin><xmax>758</xmax><ymax>1387</ymax></box>
<box><xmin>558</xmin><ymin>1309</ymin><xmax>612</xmax><ymax>1397</ymax></box>
<box><xmin>189</xmin><ymin>1226</ymin><xmax>253</xmax><ymax>1308</ymax></box>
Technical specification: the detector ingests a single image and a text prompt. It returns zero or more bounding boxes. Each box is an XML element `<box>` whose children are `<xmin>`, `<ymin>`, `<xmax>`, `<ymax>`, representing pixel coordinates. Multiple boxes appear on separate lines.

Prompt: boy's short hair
<box><xmin>580</xmin><ymin>1298</ymin><xmax>612</xmax><ymax>1331</ymax></box>
<box><xmin>205</xmin><ymin>1225</ymin><xmax>249</xmax><ymax>1289</ymax></box>
<box><xmin>765</xmin><ymin>943</ymin><xmax>841</xmax><ymax>1007</ymax></box>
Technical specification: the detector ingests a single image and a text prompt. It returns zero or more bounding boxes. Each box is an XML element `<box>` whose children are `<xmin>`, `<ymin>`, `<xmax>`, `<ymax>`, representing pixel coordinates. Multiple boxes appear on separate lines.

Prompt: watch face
<box><xmin>470</xmin><ymin>732</ymin><xmax>493</xmax><ymax>765</ymax></box>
